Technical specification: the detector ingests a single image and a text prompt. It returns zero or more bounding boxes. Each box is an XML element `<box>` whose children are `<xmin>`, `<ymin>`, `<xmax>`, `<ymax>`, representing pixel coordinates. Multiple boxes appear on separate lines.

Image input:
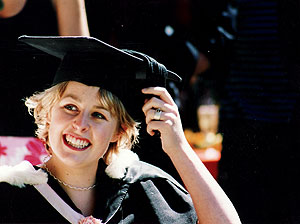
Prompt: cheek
<box><xmin>48</xmin><ymin>110</ymin><xmax>70</xmax><ymax>142</ymax></box>
<box><xmin>48</xmin><ymin>116</ymin><xmax>63</xmax><ymax>140</ymax></box>
<box><xmin>49</xmin><ymin>108</ymin><xmax>72</xmax><ymax>127</ymax></box>
<box><xmin>94</xmin><ymin>123</ymin><xmax>118</xmax><ymax>143</ymax></box>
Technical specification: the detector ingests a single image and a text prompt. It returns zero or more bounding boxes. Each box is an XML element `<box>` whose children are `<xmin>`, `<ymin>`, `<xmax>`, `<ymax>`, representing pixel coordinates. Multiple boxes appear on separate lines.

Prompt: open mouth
<box><xmin>63</xmin><ymin>134</ymin><xmax>91</xmax><ymax>151</ymax></box>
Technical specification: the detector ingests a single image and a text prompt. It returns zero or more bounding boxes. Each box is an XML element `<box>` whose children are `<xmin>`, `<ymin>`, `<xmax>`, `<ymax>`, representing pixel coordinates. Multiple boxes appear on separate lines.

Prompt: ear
<box><xmin>110</xmin><ymin>124</ymin><xmax>127</xmax><ymax>143</ymax></box>
<box><xmin>46</xmin><ymin>110</ymin><xmax>52</xmax><ymax>124</ymax></box>
<box><xmin>110</xmin><ymin>134</ymin><xmax>119</xmax><ymax>143</ymax></box>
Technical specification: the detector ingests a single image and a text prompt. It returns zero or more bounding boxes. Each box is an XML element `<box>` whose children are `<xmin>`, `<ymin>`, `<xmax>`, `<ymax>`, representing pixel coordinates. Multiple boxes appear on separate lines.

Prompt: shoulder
<box><xmin>125</xmin><ymin>160</ymin><xmax>193</xmax><ymax>206</ymax></box>
<box><xmin>0</xmin><ymin>163</ymin><xmax>68</xmax><ymax>223</ymax></box>
<box><xmin>0</xmin><ymin>180</ymin><xmax>34</xmax><ymax>201</ymax></box>
<box><xmin>104</xmin><ymin>149</ymin><xmax>186</xmax><ymax>192</ymax></box>
<box><xmin>126</xmin><ymin>160</ymin><xmax>186</xmax><ymax>190</ymax></box>
<box><xmin>120</xmin><ymin>161</ymin><xmax>198</xmax><ymax>223</ymax></box>
<box><xmin>0</xmin><ymin>182</ymin><xmax>68</xmax><ymax>223</ymax></box>
<box><xmin>0</xmin><ymin>161</ymin><xmax>48</xmax><ymax>187</ymax></box>
<box><xmin>103</xmin><ymin>149</ymin><xmax>188</xmax><ymax>194</ymax></box>
<box><xmin>0</xmin><ymin>181</ymin><xmax>21</xmax><ymax>196</ymax></box>
<box><xmin>0</xmin><ymin>161</ymin><xmax>48</xmax><ymax>212</ymax></box>
<box><xmin>0</xmin><ymin>181</ymin><xmax>42</xmax><ymax>222</ymax></box>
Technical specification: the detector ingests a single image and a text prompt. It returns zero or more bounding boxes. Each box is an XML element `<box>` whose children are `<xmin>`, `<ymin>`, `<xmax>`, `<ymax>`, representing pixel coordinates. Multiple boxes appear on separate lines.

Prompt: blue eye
<box><xmin>64</xmin><ymin>105</ymin><xmax>77</xmax><ymax>111</ymax></box>
<box><xmin>92</xmin><ymin>112</ymin><xmax>106</xmax><ymax>120</ymax></box>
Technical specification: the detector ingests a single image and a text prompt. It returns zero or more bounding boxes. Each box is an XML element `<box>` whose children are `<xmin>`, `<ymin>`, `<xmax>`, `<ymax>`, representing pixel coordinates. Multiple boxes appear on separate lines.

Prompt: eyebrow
<box><xmin>62</xmin><ymin>94</ymin><xmax>81</xmax><ymax>102</ymax></box>
<box><xmin>62</xmin><ymin>94</ymin><xmax>109</xmax><ymax>111</ymax></box>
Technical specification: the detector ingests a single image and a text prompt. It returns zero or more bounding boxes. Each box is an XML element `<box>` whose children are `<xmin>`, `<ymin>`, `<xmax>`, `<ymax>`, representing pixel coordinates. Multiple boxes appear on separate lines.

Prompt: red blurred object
<box><xmin>184</xmin><ymin>130</ymin><xmax>222</xmax><ymax>180</ymax></box>
<box><xmin>0</xmin><ymin>136</ymin><xmax>47</xmax><ymax>166</ymax></box>
<box><xmin>193</xmin><ymin>148</ymin><xmax>221</xmax><ymax>179</ymax></box>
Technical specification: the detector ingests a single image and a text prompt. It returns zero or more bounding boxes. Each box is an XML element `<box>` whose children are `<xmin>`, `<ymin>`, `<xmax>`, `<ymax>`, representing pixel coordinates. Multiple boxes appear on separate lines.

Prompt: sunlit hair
<box><xmin>25</xmin><ymin>81</ymin><xmax>140</xmax><ymax>164</ymax></box>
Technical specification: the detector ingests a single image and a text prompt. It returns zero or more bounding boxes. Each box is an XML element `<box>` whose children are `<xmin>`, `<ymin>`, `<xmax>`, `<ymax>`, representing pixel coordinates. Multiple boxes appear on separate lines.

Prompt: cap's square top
<box><xmin>18</xmin><ymin>35</ymin><xmax>181</xmax><ymax>119</ymax></box>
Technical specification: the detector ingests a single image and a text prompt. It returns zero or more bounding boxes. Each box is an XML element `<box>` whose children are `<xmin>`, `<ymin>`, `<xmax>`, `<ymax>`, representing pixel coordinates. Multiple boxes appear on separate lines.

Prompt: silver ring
<box><xmin>153</xmin><ymin>108</ymin><xmax>162</xmax><ymax>120</ymax></box>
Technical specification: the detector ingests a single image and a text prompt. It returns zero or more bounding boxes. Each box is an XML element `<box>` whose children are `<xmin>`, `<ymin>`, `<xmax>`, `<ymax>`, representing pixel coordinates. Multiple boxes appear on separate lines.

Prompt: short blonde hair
<box><xmin>25</xmin><ymin>81</ymin><xmax>139</xmax><ymax>164</ymax></box>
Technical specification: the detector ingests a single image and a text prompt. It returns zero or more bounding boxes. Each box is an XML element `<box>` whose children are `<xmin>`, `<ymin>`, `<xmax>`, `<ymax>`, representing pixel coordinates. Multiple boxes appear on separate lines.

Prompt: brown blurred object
<box><xmin>184</xmin><ymin>129</ymin><xmax>222</xmax><ymax>150</ymax></box>
<box><xmin>197</xmin><ymin>104</ymin><xmax>219</xmax><ymax>134</ymax></box>
<box><xmin>184</xmin><ymin>129</ymin><xmax>222</xmax><ymax>179</ymax></box>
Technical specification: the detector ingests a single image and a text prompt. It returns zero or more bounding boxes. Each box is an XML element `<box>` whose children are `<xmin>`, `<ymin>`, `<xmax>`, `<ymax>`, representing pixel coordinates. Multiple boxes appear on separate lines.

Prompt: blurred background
<box><xmin>0</xmin><ymin>0</ymin><xmax>300</xmax><ymax>223</ymax></box>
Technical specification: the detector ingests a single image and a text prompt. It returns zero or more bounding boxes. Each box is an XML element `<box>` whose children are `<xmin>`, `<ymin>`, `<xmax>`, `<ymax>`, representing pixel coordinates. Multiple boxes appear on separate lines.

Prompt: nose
<box><xmin>72</xmin><ymin>112</ymin><xmax>90</xmax><ymax>132</ymax></box>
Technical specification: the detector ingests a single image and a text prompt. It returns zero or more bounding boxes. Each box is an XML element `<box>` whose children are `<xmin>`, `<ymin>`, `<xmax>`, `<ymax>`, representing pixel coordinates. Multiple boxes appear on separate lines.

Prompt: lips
<box><xmin>63</xmin><ymin>134</ymin><xmax>91</xmax><ymax>151</ymax></box>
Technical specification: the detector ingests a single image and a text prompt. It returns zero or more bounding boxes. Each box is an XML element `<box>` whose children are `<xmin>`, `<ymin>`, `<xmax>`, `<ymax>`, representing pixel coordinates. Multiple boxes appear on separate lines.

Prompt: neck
<box><xmin>45</xmin><ymin>156</ymin><xmax>98</xmax><ymax>191</ymax></box>
<box><xmin>44</xmin><ymin>156</ymin><xmax>98</xmax><ymax>216</ymax></box>
<box><xmin>64</xmin><ymin>185</ymin><xmax>96</xmax><ymax>216</ymax></box>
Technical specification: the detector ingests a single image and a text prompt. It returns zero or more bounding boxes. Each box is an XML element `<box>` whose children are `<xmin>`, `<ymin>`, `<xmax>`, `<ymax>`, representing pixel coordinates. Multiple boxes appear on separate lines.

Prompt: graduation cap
<box><xmin>18</xmin><ymin>35</ymin><xmax>181</xmax><ymax>120</ymax></box>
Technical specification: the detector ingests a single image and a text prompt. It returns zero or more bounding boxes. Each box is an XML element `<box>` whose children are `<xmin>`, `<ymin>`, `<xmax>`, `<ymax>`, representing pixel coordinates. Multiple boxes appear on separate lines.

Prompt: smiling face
<box><xmin>47</xmin><ymin>81</ymin><xmax>119</xmax><ymax>168</ymax></box>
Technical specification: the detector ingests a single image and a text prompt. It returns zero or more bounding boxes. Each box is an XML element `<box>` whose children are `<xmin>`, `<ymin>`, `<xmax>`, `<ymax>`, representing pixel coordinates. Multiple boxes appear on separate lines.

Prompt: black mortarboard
<box><xmin>18</xmin><ymin>35</ymin><xmax>181</xmax><ymax>120</ymax></box>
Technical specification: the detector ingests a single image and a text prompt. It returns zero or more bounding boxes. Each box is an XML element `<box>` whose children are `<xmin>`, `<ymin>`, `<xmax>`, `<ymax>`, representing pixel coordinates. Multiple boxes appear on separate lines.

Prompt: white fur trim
<box><xmin>105</xmin><ymin>149</ymin><xmax>139</xmax><ymax>179</ymax></box>
<box><xmin>0</xmin><ymin>160</ymin><xmax>48</xmax><ymax>188</ymax></box>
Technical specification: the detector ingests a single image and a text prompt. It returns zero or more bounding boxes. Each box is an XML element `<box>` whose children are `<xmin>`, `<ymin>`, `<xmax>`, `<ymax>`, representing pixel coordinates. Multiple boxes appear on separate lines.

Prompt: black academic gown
<box><xmin>0</xmin><ymin>160</ymin><xmax>197</xmax><ymax>223</ymax></box>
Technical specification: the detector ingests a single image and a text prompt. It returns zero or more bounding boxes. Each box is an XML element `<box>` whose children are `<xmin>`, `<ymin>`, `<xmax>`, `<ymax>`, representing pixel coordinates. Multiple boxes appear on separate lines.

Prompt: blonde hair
<box><xmin>25</xmin><ymin>81</ymin><xmax>139</xmax><ymax>164</ymax></box>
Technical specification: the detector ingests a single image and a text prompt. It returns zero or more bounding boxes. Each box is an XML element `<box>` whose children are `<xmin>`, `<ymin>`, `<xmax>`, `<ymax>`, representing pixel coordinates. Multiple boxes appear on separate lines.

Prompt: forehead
<box><xmin>60</xmin><ymin>81</ymin><xmax>105</xmax><ymax>107</ymax></box>
<box><xmin>62</xmin><ymin>81</ymin><xmax>100</xmax><ymax>99</ymax></box>
<box><xmin>61</xmin><ymin>81</ymin><xmax>115</xmax><ymax>113</ymax></box>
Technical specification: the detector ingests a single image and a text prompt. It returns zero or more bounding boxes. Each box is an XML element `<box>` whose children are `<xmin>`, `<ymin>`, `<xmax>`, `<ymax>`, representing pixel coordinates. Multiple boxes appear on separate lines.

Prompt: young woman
<box><xmin>0</xmin><ymin>36</ymin><xmax>241</xmax><ymax>224</ymax></box>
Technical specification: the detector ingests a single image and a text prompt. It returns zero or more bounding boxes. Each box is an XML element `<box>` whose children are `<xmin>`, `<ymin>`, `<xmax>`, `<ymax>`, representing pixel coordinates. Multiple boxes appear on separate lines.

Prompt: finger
<box><xmin>142</xmin><ymin>97</ymin><xmax>163</xmax><ymax>113</ymax></box>
<box><xmin>145</xmin><ymin>109</ymin><xmax>163</xmax><ymax>124</ymax></box>
<box><xmin>146</xmin><ymin>119</ymin><xmax>174</xmax><ymax>136</ymax></box>
<box><xmin>141</xmin><ymin>87</ymin><xmax>175</xmax><ymax>106</ymax></box>
<box><xmin>145</xmin><ymin>109</ymin><xmax>176</xmax><ymax>125</ymax></box>
<box><xmin>142</xmin><ymin>98</ymin><xmax>175</xmax><ymax>116</ymax></box>
<box><xmin>146</xmin><ymin>120</ymin><xmax>162</xmax><ymax>136</ymax></box>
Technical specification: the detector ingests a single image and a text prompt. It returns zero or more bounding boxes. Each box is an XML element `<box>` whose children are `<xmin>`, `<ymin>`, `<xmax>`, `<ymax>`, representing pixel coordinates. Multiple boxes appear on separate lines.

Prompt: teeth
<box><xmin>65</xmin><ymin>135</ymin><xmax>90</xmax><ymax>149</ymax></box>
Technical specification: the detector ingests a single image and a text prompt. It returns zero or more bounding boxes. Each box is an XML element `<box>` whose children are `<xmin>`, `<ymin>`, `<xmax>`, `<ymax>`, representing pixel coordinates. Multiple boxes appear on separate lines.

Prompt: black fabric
<box><xmin>0</xmin><ymin>160</ymin><xmax>197</xmax><ymax>223</ymax></box>
<box><xmin>0</xmin><ymin>0</ymin><xmax>59</xmax><ymax>136</ymax></box>
<box><xmin>18</xmin><ymin>36</ymin><xmax>181</xmax><ymax>85</ymax></box>
<box><xmin>219</xmin><ymin>0</ymin><xmax>299</xmax><ymax>124</ymax></box>
<box><xmin>17</xmin><ymin>36</ymin><xmax>181</xmax><ymax>121</ymax></box>
<box><xmin>0</xmin><ymin>0</ymin><xmax>58</xmax><ymax>40</ymax></box>
<box><xmin>217</xmin><ymin>0</ymin><xmax>300</xmax><ymax>222</ymax></box>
